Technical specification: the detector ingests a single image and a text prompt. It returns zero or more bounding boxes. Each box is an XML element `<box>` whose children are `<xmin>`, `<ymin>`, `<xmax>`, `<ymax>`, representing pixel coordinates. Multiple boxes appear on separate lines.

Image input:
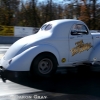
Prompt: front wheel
<box><xmin>31</xmin><ymin>53</ymin><xmax>58</xmax><ymax>78</ymax></box>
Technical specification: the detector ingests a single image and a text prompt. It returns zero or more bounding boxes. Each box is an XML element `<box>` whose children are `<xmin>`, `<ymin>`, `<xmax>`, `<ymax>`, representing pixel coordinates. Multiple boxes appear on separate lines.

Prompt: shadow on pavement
<box><xmin>4</xmin><ymin>70</ymin><xmax>100</xmax><ymax>99</ymax></box>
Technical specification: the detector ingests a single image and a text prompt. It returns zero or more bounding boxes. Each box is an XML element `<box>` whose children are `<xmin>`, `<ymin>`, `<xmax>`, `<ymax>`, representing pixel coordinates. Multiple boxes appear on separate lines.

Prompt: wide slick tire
<box><xmin>31</xmin><ymin>53</ymin><xmax>57</xmax><ymax>78</ymax></box>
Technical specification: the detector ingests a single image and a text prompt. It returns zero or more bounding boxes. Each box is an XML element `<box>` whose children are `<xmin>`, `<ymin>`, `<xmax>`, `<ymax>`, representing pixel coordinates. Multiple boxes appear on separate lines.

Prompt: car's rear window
<box><xmin>41</xmin><ymin>24</ymin><xmax>47</xmax><ymax>30</ymax></box>
<box><xmin>45</xmin><ymin>24</ymin><xmax>52</xmax><ymax>30</ymax></box>
<box><xmin>41</xmin><ymin>24</ymin><xmax>52</xmax><ymax>31</ymax></box>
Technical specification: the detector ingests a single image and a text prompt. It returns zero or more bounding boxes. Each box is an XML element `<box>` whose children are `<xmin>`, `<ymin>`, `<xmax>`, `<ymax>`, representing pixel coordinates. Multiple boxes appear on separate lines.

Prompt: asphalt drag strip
<box><xmin>0</xmin><ymin>44</ymin><xmax>100</xmax><ymax>100</ymax></box>
<box><xmin>1</xmin><ymin>72</ymin><xmax>100</xmax><ymax>100</ymax></box>
<box><xmin>1</xmin><ymin>91</ymin><xmax>100</xmax><ymax>100</ymax></box>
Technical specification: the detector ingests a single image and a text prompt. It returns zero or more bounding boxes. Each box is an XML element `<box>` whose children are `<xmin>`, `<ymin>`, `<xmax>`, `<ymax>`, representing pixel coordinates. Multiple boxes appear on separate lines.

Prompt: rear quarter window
<box><xmin>45</xmin><ymin>24</ymin><xmax>52</xmax><ymax>31</ymax></box>
<box><xmin>41</xmin><ymin>24</ymin><xmax>47</xmax><ymax>30</ymax></box>
<box><xmin>41</xmin><ymin>24</ymin><xmax>52</xmax><ymax>31</ymax></box>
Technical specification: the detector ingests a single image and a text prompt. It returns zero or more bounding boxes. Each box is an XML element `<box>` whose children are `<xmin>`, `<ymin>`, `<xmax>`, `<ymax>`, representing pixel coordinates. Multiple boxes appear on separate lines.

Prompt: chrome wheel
<box><xmin>38</xmin><ymin>58</ymin><xmax>53</xmax><ymax>74</ymax></box>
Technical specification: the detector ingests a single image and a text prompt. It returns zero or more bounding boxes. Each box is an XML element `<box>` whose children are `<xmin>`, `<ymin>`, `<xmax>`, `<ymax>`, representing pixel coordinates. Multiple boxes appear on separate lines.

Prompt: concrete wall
<box><xmin>0</xmin><ymin>36</ymin><xmax>22</xmax><ymax>44</ymax></box>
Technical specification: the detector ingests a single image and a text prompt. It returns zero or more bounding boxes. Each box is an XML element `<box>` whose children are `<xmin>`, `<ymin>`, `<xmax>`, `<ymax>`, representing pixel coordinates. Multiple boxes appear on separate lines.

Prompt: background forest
<box><xmin>0</xmin><ymin>0</ymin><xmax>100</xmax><ymax>30</ymax></box>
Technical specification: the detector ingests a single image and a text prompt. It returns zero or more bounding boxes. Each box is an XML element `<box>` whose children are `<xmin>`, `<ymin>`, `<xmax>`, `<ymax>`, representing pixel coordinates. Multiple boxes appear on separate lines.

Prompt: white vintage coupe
<box><xmin>0</xmin><ymin>19</ymin><xmax>100</xmax><ymax>77</ymax></box>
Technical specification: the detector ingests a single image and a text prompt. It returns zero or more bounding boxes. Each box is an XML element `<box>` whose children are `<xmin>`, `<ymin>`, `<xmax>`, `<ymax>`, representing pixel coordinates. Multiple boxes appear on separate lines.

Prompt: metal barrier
<box><xmin>0</xmin><ymin>36</ymin><xmax>22</xmax><ymax>44</ymax></box>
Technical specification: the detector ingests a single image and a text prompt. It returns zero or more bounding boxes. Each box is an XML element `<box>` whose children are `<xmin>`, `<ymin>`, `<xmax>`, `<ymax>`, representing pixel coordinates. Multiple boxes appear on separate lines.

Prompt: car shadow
<box><xmin>4</xmin><ymin>69</ymin><xmax>100</xmax><ymax>98</ymax></box>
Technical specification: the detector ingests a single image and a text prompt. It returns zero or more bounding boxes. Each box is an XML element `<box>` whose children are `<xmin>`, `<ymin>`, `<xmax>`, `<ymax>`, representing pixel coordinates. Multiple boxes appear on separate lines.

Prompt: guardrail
<box><xmin>0</xmin><ymin>36</ymin><xmax>22</xmax><ymax>44</ymax></box>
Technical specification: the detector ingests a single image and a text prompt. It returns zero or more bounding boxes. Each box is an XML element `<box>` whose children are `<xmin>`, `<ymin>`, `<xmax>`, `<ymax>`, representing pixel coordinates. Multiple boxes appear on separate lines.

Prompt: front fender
<box><xmin>89</xmin><ymin>44</ymin><xmax>100</xmax><ymax>61</ymax></box>
<box><xmin>6</xmin><ymin>44</ymin><xmax>60</xmax><ymax>71</ymax></box>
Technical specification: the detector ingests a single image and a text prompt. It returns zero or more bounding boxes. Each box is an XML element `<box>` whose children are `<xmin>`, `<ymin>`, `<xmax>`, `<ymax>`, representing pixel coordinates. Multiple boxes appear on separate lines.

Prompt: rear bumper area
<box><xmin>0</xmin><ymin>66</ymin><xmax>6</xmax><ymax>78</ymax></box>
<box><xmin>0</xmin><ymin>66</ymin><xmax>30</xmax><ymax>79</ymax></box>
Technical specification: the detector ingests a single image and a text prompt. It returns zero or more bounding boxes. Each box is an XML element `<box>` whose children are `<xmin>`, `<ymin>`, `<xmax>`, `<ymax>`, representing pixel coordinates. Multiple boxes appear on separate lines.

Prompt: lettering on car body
<box><xmin>70</xmin><ymin>40</ymin><xmax>92</xmax><ymax>56</ymax></box>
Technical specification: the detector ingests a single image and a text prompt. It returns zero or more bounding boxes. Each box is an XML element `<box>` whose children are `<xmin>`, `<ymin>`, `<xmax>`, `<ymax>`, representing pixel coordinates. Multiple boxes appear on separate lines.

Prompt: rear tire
<box><xmin>31</xmin><ymin>53</ymin><xmax>57</xmax><ymax>78</ymax></box>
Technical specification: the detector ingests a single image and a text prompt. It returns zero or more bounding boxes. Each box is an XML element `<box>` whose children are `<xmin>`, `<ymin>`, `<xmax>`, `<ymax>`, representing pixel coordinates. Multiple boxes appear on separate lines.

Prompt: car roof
<box><xmin>40</xmin><ymin>19</ymin><xmax>86</xmax><ymax>38</ymax></box>
<box><xmin>48</xmin><ymin>19</ymin><xmax>82</xmax><ymax>37</ymax></box>
<box><xmin>46</xmin><ymin>19</ymin><xmax>80</xmax><ymax>25</ymax></box>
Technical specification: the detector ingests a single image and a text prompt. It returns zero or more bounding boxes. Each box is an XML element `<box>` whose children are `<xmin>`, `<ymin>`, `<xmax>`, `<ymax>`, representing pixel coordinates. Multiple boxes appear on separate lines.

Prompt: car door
<box><xmin>69</xmin><ymin>24</ymin><xmax>93</xmax><ymax>62</ymax></box>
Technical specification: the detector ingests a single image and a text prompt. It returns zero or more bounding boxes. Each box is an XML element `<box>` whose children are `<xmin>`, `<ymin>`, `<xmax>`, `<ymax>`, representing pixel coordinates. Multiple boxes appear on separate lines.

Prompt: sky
<box><xmin>23</xmin><ymin>0</ymin><xmax>63</xmax><ymax>3</ymax></box>
<box><xmin>39</xmin><ymin>0</ymin><xmax>63</xmax><ymax>2</ymax></box>
<box><xmin>23</xmin><ymin>0</ymin><xmax>100</xmax><ymax>4</ymax></box>
<box><xmin>38</xmin><ymin>0</ymin><xmax>100</xmax><ymax>4</ymax></box>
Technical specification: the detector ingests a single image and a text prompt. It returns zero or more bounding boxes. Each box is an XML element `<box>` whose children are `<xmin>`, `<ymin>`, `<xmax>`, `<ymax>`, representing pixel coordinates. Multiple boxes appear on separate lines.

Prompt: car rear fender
<box><xmin>7</xmin><ymin>44</ymin><xmax>60</xmax><ymax>71</ymax></box>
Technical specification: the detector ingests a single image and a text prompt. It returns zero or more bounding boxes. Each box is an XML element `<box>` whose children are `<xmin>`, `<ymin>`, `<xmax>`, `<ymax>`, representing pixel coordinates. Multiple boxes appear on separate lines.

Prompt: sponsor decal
<box><xmin>93</xmin><ymin>57</ymin><xmax>97</xmax><ymax>61</ymax></box>
<box><xmin>70</xmin><ymin>40</ymin><xmax>92</xmax><ymax>56</ymax></box>
<box><xmin>61</xmin><ymin>58</ymin><xmax>66</xmax><ymax>63</ymax></box>
<box><xmin>0</xmin><ymin>25</ymin><xmax>14</xmax><ymax>36</ymax></box>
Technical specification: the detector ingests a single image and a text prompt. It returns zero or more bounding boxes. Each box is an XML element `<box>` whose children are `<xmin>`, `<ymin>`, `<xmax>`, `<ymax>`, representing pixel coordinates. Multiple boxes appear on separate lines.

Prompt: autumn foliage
<box><xmin>0</xmin><ymin>0</ymin><xmax>99</xmax><ymax>30</ymax></box>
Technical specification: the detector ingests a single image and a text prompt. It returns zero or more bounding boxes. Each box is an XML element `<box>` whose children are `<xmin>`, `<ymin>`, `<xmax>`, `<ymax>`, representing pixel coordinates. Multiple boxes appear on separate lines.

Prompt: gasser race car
<box><xmin>0</xmin><ymin>19</ymin><xmax>100</xmax><ymax>77</ymax></box>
